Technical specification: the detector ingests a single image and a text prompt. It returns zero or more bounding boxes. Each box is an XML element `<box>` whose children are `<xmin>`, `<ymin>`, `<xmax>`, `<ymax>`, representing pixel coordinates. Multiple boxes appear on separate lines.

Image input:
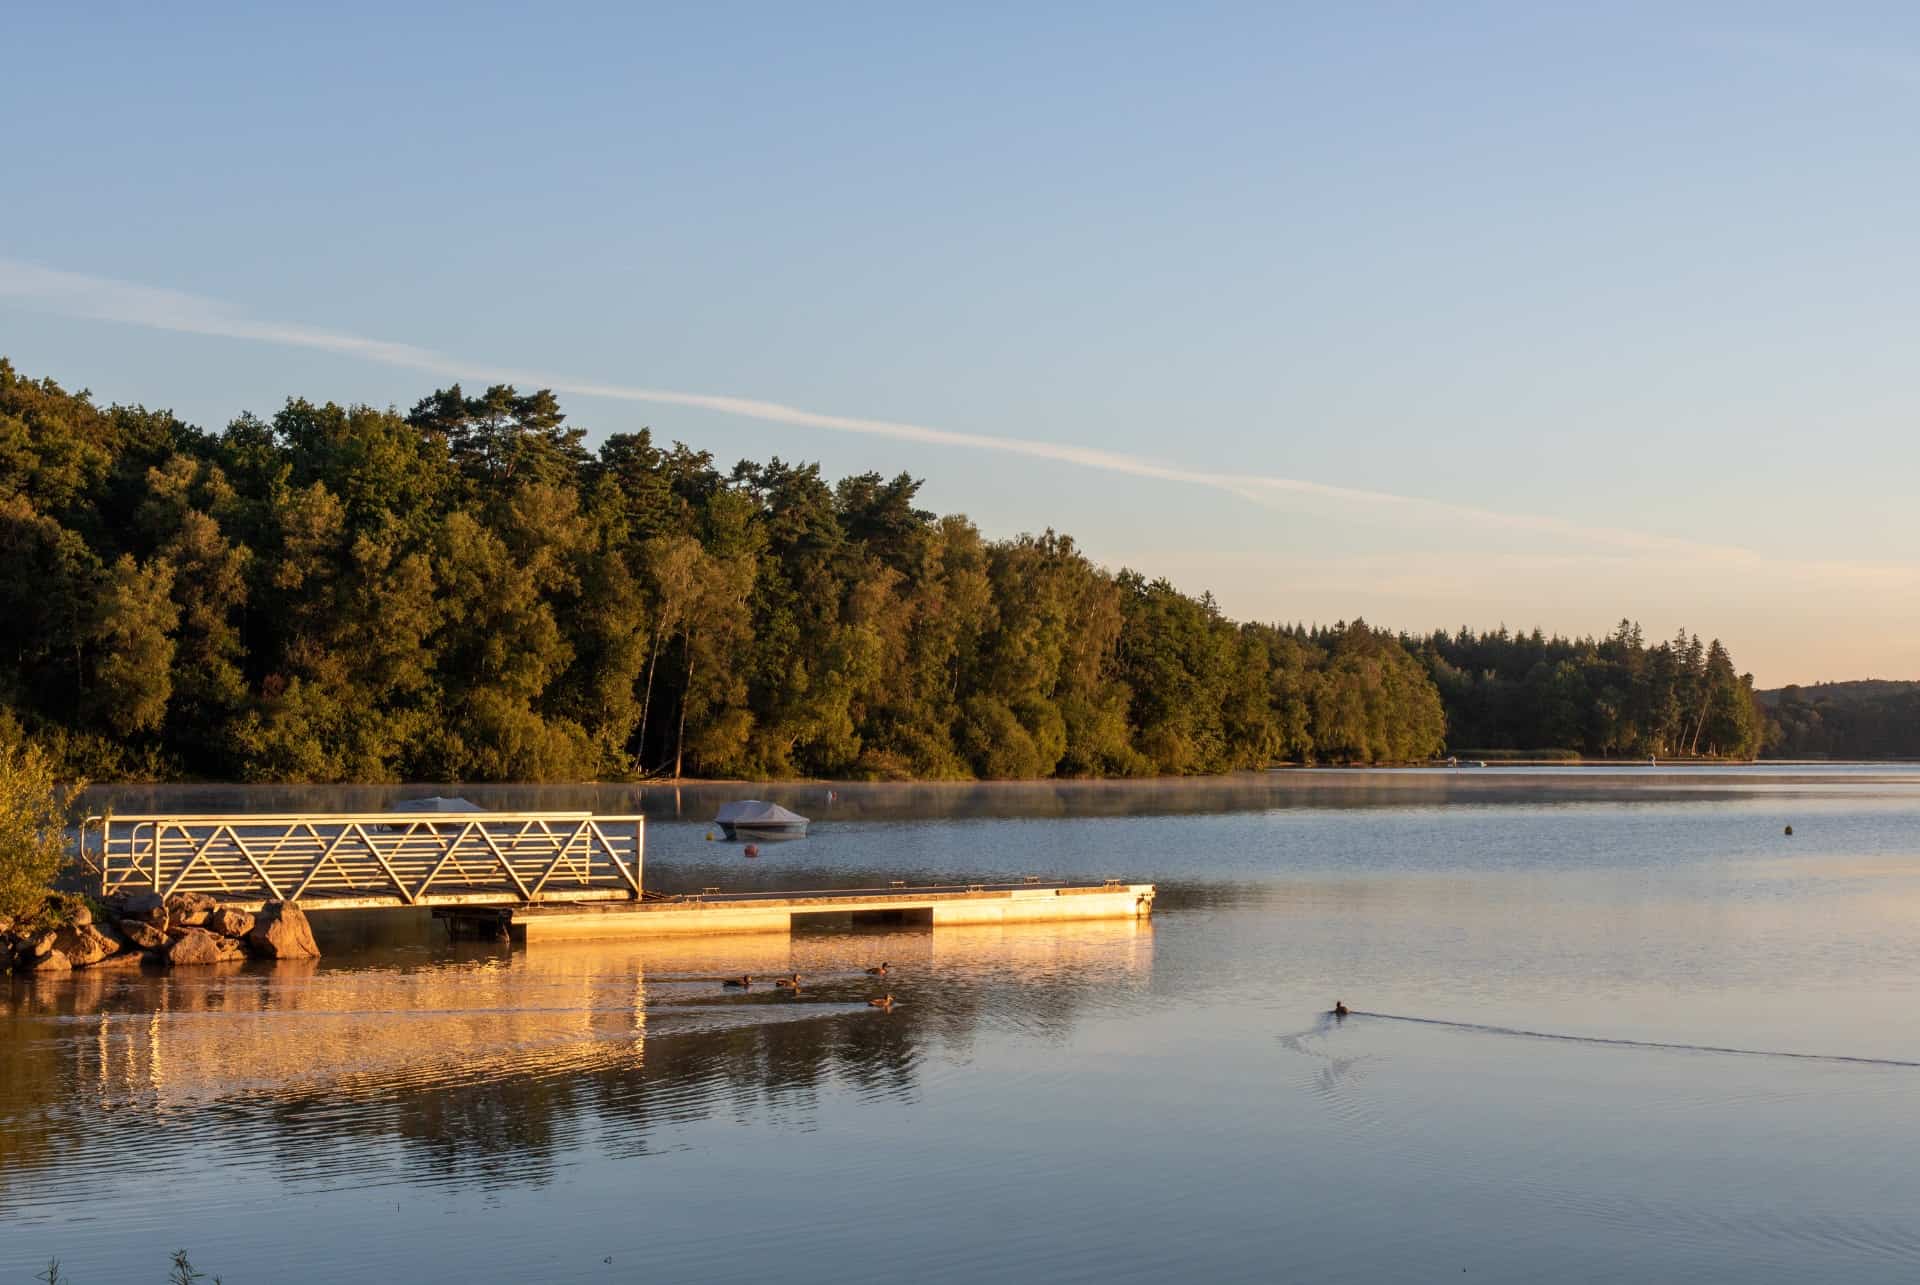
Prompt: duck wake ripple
<box><xmin>1346</xmin><ymin>1011</ymin><xmax>1920</xmax><ymax>1069</ymax></box>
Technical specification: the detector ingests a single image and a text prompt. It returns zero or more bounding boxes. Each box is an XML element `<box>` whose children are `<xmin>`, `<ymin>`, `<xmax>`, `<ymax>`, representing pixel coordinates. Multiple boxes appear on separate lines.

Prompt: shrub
<box><xmin>0</xmin><ymin>743</ymin><xmax>83</xmax><ymax>922</ymax></box>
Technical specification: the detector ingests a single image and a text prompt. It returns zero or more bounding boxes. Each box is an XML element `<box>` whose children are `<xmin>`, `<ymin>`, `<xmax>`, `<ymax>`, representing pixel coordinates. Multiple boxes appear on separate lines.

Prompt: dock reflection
<box><xmin>0</xmin><ymin>917</ymin><xmax>1151</xmax><ymax>1205</ymax></box>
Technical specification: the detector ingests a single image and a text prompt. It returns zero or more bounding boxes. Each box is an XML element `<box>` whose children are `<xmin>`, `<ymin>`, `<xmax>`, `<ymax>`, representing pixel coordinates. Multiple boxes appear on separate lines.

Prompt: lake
<box><xmin>7</xmin><ymin>768</ymin><xmax>1920</xmax><ymax>1282</ymax></box>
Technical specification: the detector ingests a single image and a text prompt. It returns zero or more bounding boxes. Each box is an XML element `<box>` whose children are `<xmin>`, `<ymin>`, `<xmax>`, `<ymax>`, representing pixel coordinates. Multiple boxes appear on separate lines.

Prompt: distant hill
<box><xmin>1758</xmin><ymin>681</ymin><xmax>1920</xmax><ymax>759</ymax></box>
<box><xmin>1755</xmin><ymin>679</ymin><xmax>1920</xmax><ymax>707</ymax></box>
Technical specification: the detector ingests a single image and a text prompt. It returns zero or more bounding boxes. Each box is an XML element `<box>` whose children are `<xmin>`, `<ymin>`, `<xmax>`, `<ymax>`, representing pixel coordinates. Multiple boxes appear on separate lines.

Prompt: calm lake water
<box><xmin>7</xmin><ymin>768</ymin><xmax>1920</xmax><ymax>1282</ymax></box>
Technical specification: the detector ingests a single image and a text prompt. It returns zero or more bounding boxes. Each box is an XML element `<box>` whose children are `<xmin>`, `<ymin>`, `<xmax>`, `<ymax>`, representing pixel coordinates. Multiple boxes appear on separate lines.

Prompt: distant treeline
<box><xmin>1409</xmin><ymin>622</ymin><xmax>1765</xmax><ymax>760</ymax></box>
<box><xmin>1</xmin><ymin>359</ymin><xmax>1767</xmax><ymax>781</ymax></box>
<box><xmin>1759</xmin><ymin>682</ymin><xmax>1920</xmax><ymax>760</ymax></box>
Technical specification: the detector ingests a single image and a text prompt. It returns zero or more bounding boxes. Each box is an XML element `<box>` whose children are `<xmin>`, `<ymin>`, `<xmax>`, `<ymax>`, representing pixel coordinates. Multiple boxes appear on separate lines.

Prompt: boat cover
<box><xmin>714</xmin><ymin>800</ymin><xmax>809</xmax><ymax>826</ymax></box>
<box><xmin>390</xmin><ymin>796</ymin><xmax>487</xmax><ymax>812</ymax></box>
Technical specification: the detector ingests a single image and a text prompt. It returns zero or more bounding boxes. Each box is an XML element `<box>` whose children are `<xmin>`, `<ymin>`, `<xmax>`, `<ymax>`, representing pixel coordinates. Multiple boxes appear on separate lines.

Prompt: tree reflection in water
<box><xmin>0</xmin><ymin>916</ymin><xmax>1152</xmax><ymax>1206</ymax></box>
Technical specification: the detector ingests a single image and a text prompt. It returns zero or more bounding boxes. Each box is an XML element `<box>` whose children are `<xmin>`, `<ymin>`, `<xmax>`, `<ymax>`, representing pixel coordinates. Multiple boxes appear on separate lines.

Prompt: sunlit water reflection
<box><xmin>7</xmin><ymin>769</ymin><xmax>1920</xmax><ymax>1282</ymax></box>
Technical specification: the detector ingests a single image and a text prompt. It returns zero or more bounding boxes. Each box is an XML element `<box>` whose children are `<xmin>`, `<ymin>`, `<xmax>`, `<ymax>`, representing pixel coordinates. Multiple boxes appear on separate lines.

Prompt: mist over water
<box><xmin>9</xmin><ymin>769</ymin><xmax>1920</xmax><ymax>1282</ymax></box>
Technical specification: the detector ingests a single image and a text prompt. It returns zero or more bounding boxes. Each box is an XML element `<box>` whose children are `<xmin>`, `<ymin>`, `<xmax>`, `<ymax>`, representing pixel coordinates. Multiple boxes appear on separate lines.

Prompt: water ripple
<box><xmin>1350</xmin><ymin>1010</ymin><xmax>1920</xmax><ymax>1069</ymax></box>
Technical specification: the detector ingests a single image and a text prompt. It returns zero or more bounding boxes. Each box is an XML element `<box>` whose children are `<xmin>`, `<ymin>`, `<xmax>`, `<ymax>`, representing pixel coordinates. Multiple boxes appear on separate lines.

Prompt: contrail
<box><xmin>0</xmin><ymin>258</ymin><xmax>1772</xmax><ymax>562</ymax></box>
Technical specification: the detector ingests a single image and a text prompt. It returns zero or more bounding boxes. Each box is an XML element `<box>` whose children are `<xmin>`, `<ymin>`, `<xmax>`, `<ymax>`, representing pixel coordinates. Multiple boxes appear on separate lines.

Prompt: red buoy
<box><xmin>744</xmin><ymin>843</ymin><xmax>760</xmax><ymax>858</ymax></box>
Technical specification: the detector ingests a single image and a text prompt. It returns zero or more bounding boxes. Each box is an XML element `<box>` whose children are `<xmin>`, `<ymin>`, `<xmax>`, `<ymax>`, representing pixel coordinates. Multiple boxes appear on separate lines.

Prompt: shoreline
<box><xmin>64</xmin><ymin>758</ymin><xmax>1920</xmax><ymax>792</ymax></box>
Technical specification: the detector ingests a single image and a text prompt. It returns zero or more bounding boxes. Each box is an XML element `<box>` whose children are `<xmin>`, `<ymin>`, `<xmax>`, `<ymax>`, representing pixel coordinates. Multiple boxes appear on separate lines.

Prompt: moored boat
<box><xmin>714</xmin><ymin>800</ymin><xmax>809</xmax><ymax>841</ymax></box>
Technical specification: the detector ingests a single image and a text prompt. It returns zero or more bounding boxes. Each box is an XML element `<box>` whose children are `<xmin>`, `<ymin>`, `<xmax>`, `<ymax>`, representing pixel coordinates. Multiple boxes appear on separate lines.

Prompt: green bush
<box><xmin>0</xmin><ymin>743</ymin><xmax>83</xmax><ymax>922</ymax></box>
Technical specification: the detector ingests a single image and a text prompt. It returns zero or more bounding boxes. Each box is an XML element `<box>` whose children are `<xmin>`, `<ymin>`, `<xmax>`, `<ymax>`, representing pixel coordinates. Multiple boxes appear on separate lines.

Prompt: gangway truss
<box><xmin>88</xmin><ymin>811</ymin><xmax>645</xmax><ymax>909</ymax></box>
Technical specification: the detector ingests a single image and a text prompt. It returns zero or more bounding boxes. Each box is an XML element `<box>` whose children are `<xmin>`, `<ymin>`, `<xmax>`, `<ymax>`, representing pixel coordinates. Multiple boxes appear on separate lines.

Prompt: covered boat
<box><xmin>714</xmin><ymin>800</ymin><xmax>809</xmax><ymax>841</ymax></box>
<box><xmin>391</xmin><ymin>796</ymin><xmax>487</xmax><ymax>813</ymax></box>
<box><xmin>371</xmin><ymin>795</ymin><xmax>487</xmax><ymax>833</ymax></box>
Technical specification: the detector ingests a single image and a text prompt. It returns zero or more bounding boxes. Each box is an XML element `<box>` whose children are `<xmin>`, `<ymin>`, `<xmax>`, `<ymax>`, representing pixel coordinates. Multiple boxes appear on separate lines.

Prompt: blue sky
<box><xmin>4</xmin><ymin>2</ymin><xmax>1918</xmax><ymax>685</ymax></box>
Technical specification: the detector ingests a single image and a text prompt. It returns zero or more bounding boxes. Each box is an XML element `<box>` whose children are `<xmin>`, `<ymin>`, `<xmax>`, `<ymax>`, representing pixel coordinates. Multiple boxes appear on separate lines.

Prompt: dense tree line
<box><xmin>0</xmin><ymin>359</ymin><xmax>1458</xmax><ymax>781</ymax></box>
<box><xmin>1407</xmin><ymin>621</ymin><xmax>1766</xmax><ymax>758</ymax></box>
<box><xmin>1760</xmin><ymin>682</ymin><xmax>1920</xmax><ymax>759</ymax></box>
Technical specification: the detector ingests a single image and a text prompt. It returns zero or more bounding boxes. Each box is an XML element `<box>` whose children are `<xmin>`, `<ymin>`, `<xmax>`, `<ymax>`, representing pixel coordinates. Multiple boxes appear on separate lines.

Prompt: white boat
<box><xmin>374</xmin><ymin>795</ymin><xmax>487</xmax><ymax>831</ymax></box>
<box><xmin>391</xmin><ymin>796</ymin><xmax>486</xmax><ymax>813</ymax></box>
<box><xmin>714</xmin><ymin>800</ymin><xmax>809</xmax><ymax>841</ymax></box>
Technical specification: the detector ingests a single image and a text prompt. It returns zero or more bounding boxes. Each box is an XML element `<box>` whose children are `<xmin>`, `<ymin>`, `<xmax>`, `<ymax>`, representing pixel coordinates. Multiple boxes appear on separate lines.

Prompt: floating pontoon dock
<box><xmin>85</xmin><ymin>810</ymin><xmax>1154</xmax><ymax>940</ymax></box>
<box><xmin>492</xmin><ymin>881</ymin><xmax>1156</xmax><ymax>942</ymax></box>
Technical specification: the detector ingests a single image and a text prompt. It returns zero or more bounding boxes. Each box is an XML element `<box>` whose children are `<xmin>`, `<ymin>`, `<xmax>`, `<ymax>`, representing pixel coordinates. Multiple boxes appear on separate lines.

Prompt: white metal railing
<box><xmin>88</xmin><ymin>811</ymin><xmax>645</xmax><ymax>907</ymax></box>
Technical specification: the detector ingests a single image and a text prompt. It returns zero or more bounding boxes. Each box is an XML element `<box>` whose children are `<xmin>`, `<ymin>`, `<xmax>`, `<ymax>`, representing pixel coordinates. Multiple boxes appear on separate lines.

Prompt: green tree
<box><xmin>428</xmin><ymin>509</ymin><xmax>588</xmax><ymax>779</ymax></box>
<box><xmin>0</xmin><ymin>495</ymin><xmax>99</xmax><ymax>724</ymax></box>
<box><xmin>89</xmin><ymin>554</ymin><xmax>178</xmax><ymax>736</ymax></box>
<box><xmin>0</xmin><ymin>743</ymin><xmax>80</xmax><ymax>922</ymax></box>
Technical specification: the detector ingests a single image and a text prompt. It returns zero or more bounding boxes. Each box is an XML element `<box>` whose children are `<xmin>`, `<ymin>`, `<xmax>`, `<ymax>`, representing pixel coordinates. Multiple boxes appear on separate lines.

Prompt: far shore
<box><xmin>68</xmin><ymin>758</ymin><xmax>1918</xmax><ymax>797</ymax></box>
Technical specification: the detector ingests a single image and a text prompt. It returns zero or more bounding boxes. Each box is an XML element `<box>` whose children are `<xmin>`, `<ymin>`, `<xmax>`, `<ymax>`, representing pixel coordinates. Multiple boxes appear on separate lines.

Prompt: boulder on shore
<box><xmin>117</xmin><ymin>919</ymin><xmax>169</xmax><ymax>951</ymax></box>
<box><xmin>206</xmin><ymin>907</ymin><xmax>255</xmax><ymax>938</ymax></box>
<box><xmin>113</xmin><ymin>891</ymin><xmax>167</xmax><ymax>925</ymax></box>
<box><xmin>167</xmin><ymin>929</ymin><xmax>233</xmax><ymax>966</ymax></box>
<box><xmin>28</xmin><ymin>949</ymin><xmax>72</xmax><ymax>974</ymax></box>
<box><xmin>52</xmin><ymin>923</ymin><xmax>120</xmax><ymax>967</ymax></box>
<box><xmin>164</xmin><ymin>891</ymin><xmax>220</xmax><ymax>927</ymax></box>
<box><xmin>246</xmin><ymin>901</ymin><xmax>320</xmax><ymax>959</ymax></box>
<box><xmin>29</xmin><ymin>929</ymin><xmax>59</xmax><ymax>958</ymax></box>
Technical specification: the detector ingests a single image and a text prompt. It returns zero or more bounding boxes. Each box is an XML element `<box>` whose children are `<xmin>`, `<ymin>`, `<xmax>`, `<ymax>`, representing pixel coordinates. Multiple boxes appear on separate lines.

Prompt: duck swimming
<box><xmin>774</xmin><ymin>974</ymin><xmax>801</xmax><ymax>990</ymax></box>
<box><xmin>864</xmin><ymin>962</ymin><xmax>890</xmax><ymax>977</ymax></box>
<box><xmin>1332</xmin><ymin>1000</ymin><xmax>1349</xmax><ymax>1017</ymax></box>
<box><xmin>723</xmin><ymin>975</ymin><xmax>753</xmax><ymax>989</ymax></box>
<box><xmin>868</xmin><ymin>994</ymin><xmax>895</xmax><ymax>1010</ymax></box>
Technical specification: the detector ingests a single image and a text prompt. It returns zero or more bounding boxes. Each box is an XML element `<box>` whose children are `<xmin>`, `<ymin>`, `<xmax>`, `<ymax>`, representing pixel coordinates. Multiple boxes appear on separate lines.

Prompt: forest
<box><xmin>1410</xmin><ymin>623</ymin><xmax>1765</xmax><ymax>759</ymax></box>
<box><xmin>0</xmin><ymin>358</ymin><xmax>1767</xmax><ymax>781</ymax></box>
<box><xmin>1759</xmin><ymin>682</ymin><xmax>1920</xmax><ymax>759</ymax></box>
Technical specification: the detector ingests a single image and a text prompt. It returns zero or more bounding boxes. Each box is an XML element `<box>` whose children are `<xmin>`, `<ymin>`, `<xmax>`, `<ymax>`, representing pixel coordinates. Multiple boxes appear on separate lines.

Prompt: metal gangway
<box><xmin>89</xmin><ymin>811</ymin><xmax>645</xmax><ymax>909</ymax></box>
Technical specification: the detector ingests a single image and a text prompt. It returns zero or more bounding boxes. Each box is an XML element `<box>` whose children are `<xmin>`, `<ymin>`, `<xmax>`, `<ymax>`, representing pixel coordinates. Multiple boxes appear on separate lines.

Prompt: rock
<box><xmin>68</xmin><ymin>903</ymin><xmax>93</xmax><ymax>928</ymax></box>
<box><xmin>30</xmin><ymin>929</ymin><xmax>59</xmax><ymax>958</ymax></box>
<box><xmin>167</xmin><ymin>929</ymin><xmax>231</xmax><ymax>966</ymax></box>
<box><xmin>246</xmin><ymin>901</ymin><xmax>320</xmax><ymax>959</ymax></box>
<box><xmin>52</xmin><ymin>924</ymin><xmax>120</xmax><ymax>967</ymax></box>
<box><xmin>117</xmin><ymin>918</ymin><xmax>169</xmax><ymax>951</ymax></box>
<box><xmin>27</xmin><ymin>949</ymin><xmax>72</xmax><ymax>974</ymax></box>
<box><xmin>164</xmin><ymin>891</ymin><xmax>220</xmax><ymax>927</ymax></box>
<box><xmin>114</xmin><ymin>891</ymin><xmax>168</xmax><ymax>926</ymax></box>
<box><xmin>206</xmin><ymin>907</ymin><xmax>255</xmax><ymax>938</ymax></box>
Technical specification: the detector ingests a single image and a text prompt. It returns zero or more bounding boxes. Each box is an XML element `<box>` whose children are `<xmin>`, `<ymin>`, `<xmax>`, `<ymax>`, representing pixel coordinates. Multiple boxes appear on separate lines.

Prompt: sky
<box><xmin>3</xmin><ymin>1</ymin><xmax>1917</xmax><ymax>687</ymax></box>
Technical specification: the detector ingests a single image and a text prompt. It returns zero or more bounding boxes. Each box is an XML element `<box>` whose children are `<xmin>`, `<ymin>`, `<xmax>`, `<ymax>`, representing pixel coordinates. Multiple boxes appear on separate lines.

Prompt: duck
<box><xmin>722</xmin><ymin>975</ymin><xmax>753</xmax><ymax>989</ymax></box>
<box><xmin>868</xmin><ymin>994</ymin><xmax>895</xmax><ymax>1010</ymax></box>
<box><xmin>774</xmin><ymin>974</ymin><xmax>801</xmax><ymax>990</ymax></box>
<box><xmin>864</xmin><ymin>962</ymin><xmax>890</xmax><ymax>977</ymax></box>
<box><xmin>1332</xmin><ymin>1000</ymin><xmax>1349</xmax><ymax>1018</ymax></box>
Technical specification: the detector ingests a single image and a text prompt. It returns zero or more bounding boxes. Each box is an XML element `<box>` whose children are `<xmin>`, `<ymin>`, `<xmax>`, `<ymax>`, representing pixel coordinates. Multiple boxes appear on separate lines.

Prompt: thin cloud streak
<box><xmin>0</xmin><ymin>258</ymin><xmax>1834</xmax><ymax>568</ymax></box>
<box><xmin>1108</xmin><ymin>548</ymin><xmax>1920</xmax><ymax>593</ymax></box>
